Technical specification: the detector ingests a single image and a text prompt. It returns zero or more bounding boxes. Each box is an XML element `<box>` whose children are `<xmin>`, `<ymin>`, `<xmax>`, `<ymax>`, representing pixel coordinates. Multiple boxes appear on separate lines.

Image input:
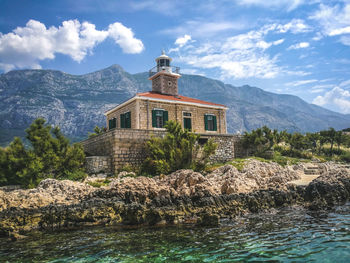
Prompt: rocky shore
<box><xmin>1</xmin><ymin>160</ymin><xmax>349</xmax><ymax>240</ymax></box>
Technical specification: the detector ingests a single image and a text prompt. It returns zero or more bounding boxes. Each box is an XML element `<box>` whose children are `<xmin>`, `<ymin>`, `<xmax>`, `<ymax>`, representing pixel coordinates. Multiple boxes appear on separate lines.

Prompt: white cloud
<box><xmin>288</xmin><ymin>42</ymin><xmax>310</xmax><ymax>50</ymax></box>
<box><xmin>329</xmin><ymin>26</ymin><xmax>350</xmax><ymax>36</ymax></box>
<box><xmin>174</xmin><ymin>28</ymin><xmax>281</xmax><ymax>79</ymax></box>
<box><xmin>180</xmin><ymin>68</ymin><xmax>205</xmax><ymax>76</ymax></box>
<box><xmin>312</xmin><ymin>32</ymin><xmax>323</xmax><ymax>41</ymax></box>
<box><xmin>160</xmin><ymin>20</ymin><xmax>247</xmax><ymax>38</ymax></box>
<box><xmin>129</xmin><ymin>0</ymin><xmax>181</xmax><ymax>16</ymax></box>
<box><xmin>235</xmin><ymin>0</ymin><xmax>305</xmax><ymax>11</ymax></box>
<box><xmin>175</xmin><ymin>34</ymin><xmax>192</xmax><ymax>47</ymax></box>
<box><xmin>167</xmin><ymin>17</ymin><xmax>316</xmax><ymax>80</ymax></box>
<box><xmin>0</xmin><ymin>19</ymin><xmax>144</xmax><ymax>71</ymax></box>
<box><xmin>169</xmin><ymin>34</ymin><xmax>194</xmax><ymax>53</ymax></box>
<box><xmin>273</xmin><ymin>39</ymin><xmax>285</xmax><ymax>45</ymax></box>
<box><xmin>286</xmin><ymin>79</ymin><xmax>318</xmax><ymax>86</ymax></box>
<box><xmin>340</xmin><ymin>35</ymin><xmax>350</xmax><ymax>46</ymax></box>
<box><xmin>108</xmin><ymin>22</ymin><xmax>144</xmax><ymax>54</ymax></box>
<box><xmin>313</xmin><ymin>86</ymin><xmax>350</xmax><ymax>113</ymax></box>
<box><xmin>340</xmin><ymin>79</ymin><xmax>350</xmax><ymax>88</ymax></box>
<box><xmin>284</xmin><ymin>70</ymin><xmax>311</xmax><ymax>76</ymax></box>
<box><xmin>276</xmin><ymin>19</ymin><xmax>311</xmax><ymax>34</ymax></box>
<box><xmin>310</xmin><ymin>3</ymin><xmax>350</xmax><ymax>45</ymax></box>
<box><xmin>309</xmin><ymin>84</ymin><xmax>334</xmax><ymax>93</ymax></box>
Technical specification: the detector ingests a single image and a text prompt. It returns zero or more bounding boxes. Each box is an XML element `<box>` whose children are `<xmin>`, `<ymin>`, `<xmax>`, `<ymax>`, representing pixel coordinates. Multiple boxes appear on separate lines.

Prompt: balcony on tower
<box><xmin>149</xmin><ymin>50</ymin><xmax>180</xmax><ymax>77</ymax></box>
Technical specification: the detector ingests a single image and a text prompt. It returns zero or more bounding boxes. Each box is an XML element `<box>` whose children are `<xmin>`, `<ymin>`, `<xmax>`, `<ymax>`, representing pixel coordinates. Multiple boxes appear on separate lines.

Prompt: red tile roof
<box><xmin>137</xmin><ymin>92</ymin><xmax>226</xmax><ymax>108</ymax></box>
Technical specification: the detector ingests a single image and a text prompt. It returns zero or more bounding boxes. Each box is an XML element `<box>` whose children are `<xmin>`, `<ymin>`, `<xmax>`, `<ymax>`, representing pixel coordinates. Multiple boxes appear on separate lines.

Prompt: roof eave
<box><xmin>104</xmin><ymin>96</ymin><xmax>137</xmax><ymax>116</ymax></box>
<box><xmin>137</xmin><ymin>95</ymin><xmax>228</xmax><ymax>110</ymax></box>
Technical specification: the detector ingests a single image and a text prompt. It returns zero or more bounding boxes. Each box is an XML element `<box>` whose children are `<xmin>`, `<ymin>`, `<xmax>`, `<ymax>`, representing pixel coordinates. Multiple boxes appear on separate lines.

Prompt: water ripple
<box><xmin>1</xmin><ymin>203</ymin><xmax>350</xmax><ymax>262</ymax></box>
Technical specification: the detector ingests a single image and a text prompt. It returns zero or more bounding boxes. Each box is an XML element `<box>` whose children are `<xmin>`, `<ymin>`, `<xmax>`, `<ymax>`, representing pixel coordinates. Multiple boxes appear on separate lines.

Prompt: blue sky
<box><xmin>1</xmin><ymin>0</ymin><xmax>350</xmax><ymax>114</ymax></box>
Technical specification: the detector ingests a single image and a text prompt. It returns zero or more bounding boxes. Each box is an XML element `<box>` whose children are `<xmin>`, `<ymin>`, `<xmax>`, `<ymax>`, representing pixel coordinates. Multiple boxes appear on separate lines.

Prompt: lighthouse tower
<box><xmin>148</xmin><ymin>51</ymin><xmax>181</xmax><ymax>96</ymax></box>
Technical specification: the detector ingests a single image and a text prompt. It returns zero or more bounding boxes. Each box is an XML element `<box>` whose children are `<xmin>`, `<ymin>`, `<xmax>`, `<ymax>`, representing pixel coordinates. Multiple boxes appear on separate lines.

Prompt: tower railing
<box><xmin>149</xmin><ymin>66</ymin><xmax>180</xmax><ymax>77</ymax></box>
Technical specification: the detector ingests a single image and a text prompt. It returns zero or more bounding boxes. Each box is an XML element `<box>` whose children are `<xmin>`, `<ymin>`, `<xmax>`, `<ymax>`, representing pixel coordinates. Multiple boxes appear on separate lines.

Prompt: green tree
<box><xmin>88</xmin><ymin>126</ymin><xmax>106</xmax><ymax>138</ymax></box>
<box><xmin>141</xmin><ymin>121</ymin><xmax>217</xmax><ymax>176</ymax></box>
<box><xmin>305</xmin><ymin>132</ymin><xmax>319</xmax><ymax>154</ymax></box>
<box><xmin>243</xmin><ymin>126</ymin><xmax>274</xmax><ymax>156</ymax></box>
<box><xmin>320</xmin><ymin>128</ymin><xmax>337</xmax><ymax>155</ymax></box>
<box><xmin>0</xmin><ymin>118</ymin><xmax>86</xmax><ymax>188</ymax></box>
<box><xmin>334</xmin><ymin>131</ymin><xmax>344</xmax><ymax>152</ymax></box>
<box><xmin>0</xmin><ymin>147</ymin><xmax>8</xmax><ymax>185</ymax></box>
<box><xmin>288</xmin><ymin>132</ymin><xmax>307</xmax><ymax>151</ymax></box>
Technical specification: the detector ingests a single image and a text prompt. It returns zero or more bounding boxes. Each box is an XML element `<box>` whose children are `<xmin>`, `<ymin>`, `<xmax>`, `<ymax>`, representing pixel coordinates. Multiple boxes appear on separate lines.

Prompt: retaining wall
<box><xmin>81</xmin><ymin>129</ymin><xmax>245</xmax><ymax>173</ymax></box>
<box><xmin>85</xmin><ymin>156</ymin><xmax>112</xmax><ymax>174</ymax></box>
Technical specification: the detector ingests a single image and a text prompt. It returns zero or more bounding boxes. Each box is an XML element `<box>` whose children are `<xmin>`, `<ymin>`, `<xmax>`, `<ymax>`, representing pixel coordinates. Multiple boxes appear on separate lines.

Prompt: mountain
<box><xmin>1</xmin><ymin>65</ymin><xmax>350</xmax><ymax>146</ymax></box>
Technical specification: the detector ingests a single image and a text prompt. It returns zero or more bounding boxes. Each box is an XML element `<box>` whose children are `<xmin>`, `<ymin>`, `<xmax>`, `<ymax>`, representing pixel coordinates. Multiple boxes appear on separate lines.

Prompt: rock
<box><xmin>0</xmin><ymin>179</ymin><xmax>94</xmax><ymax>212</ymax></box>
<box><xmin>0</xmin><ymin>160</ymin><xmax>349</xmax><ymax>238</ymax></box>
<box><xmin>305</xmin><ymin>168</ymin><xmax>350</xmax><ymax>208</ymax></box>
<box><xmin>197</xmin><ymin>213</ymin><xmax>220</xmax><ymax>227</ymax></box>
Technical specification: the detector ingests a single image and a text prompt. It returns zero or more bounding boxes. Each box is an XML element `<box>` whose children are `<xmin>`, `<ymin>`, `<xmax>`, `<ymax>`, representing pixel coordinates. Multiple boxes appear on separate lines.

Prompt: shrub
<box><xmin>140</xmin><ymin>121</ymin><xmax>217</xmax><ymax>176</ymax></box>
<box><xmin>0</xmin><ymin>118</ymin><xmax>86</xmax><ymax>188</ymax></box>
<box><xmin>340</xmin><ymin>152</ymin><xmax>350</xmax><ymax>163</ymax></box>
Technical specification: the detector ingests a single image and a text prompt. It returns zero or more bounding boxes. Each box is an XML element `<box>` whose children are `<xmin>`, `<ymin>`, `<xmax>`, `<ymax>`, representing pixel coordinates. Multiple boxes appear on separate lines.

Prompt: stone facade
<box><xmin>81</xmin><ymin>129</ymin><xmax>244</xmax><ymax>173</ymax></box>
<box><xmin>151</xmin><ymin>73</ymin><xmax>179</xmax><ymax>96</ymax></box>
<box><xmin>105</xmin><ymin>99</ymin><xmax>138</xmax><ymax>129</ymax></box>
<box><xmin>106</xmin><ymin>98</ymin><xmax>227</xmax><ymax>134</ymax></box>
<box><xmin>85</xmin><ymin>156</ymin><xmax>112</xmax><ymax>174</ymax></box>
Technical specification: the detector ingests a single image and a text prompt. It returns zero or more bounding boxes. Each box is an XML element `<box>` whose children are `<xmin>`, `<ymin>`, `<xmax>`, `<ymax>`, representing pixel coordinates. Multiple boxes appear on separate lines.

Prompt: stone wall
<box><xmin>138</xmin><ymin>99</ymin><xmax>227</xmax><ymax>134</ymax></box>
<box><xmin>105</xmin><ymin>98</ymin><xmax>227</xmax><ymax>134</ymax></box>
<box><xmin>85</xmin><ymin>156</ymin><xmax>112</xmax><ymax>174</ymax></box>
<box><xmin>81</xmin><ymin>129</ymin><xmax>245</xmax><ymax>173</ymax></box>
<box><xmin>151</xmin><ymin>73</ymin><xmax>179</xmax><ymax>96</ymax></box>
<box><xmin>106</xmin><ymin>99</ymin><xmax>138</xmax><ymax>129</ymax></box>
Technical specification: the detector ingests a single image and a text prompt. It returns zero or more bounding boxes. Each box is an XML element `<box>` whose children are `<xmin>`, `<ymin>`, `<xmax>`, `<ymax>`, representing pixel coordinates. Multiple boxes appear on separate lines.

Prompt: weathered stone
<box><xmin>0</xmin><ymin>160</ymin><xmax>349</xmax><ymax>238</ymax></box>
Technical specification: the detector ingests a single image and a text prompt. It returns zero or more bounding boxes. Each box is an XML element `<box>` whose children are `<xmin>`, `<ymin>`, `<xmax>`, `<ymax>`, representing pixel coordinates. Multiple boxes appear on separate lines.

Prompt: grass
<box><xmin>228</xmin><ymin>158</ymin><xmax>246</xmax><ymax>171</ymax></box>
<box><xmin>87</xmin><ymin>179</ymin><xmax>111</xmax><ymax>188</ymax></box>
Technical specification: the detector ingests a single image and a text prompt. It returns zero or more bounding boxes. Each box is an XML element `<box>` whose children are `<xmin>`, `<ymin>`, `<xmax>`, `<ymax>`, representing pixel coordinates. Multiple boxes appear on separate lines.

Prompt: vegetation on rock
<box><xmin>0</xmin><ymin>118</ymin><xmax>86</xmax><ymax>188</ymax></box>
<box><xmin>140</xmin><ymin>121</ymin><xmax>217</xmax><ymax>176</ymax></box>
<box><xmin>243</xmin><ymin>126</ymin><xmax>350</xmax><ymax>163</ymax></box>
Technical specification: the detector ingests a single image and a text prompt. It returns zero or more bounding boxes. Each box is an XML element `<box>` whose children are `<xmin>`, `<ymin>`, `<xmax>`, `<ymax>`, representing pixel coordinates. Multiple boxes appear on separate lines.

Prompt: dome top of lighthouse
<box><xmin>155</xmin><ymin>50</ymin><xmax>172</xmax><ymax>62</ymax></box>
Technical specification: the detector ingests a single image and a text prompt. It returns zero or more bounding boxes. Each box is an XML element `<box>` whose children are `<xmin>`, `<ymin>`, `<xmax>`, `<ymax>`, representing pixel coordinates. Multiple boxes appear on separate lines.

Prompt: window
<box><xmin>120</xmin><ymin>112</ymin><xmax>131</xmax><ymax>128</ymax></box>
<box><xmin>152</xmin><ymin>109</ymin><xmax>168</xmax><ymax>128</ymax></box>
<box><xmin>108</xmin><ymin>118</ymin><xmax>117</xmax><ymax>130</ymax></box>
<box><xmin>158</xmin><ymin>59</ymin><xmax>170</xmax><ymax>67</ymax></box>
<box><xmin>183</xmin><ymin>112</ymin><xmax>192</xmax><ymax>131</ymax></box>
<box><xmin>204</xmin><ymin>114</ymin><xmax>217</xmax><ymax>131</ymax></box>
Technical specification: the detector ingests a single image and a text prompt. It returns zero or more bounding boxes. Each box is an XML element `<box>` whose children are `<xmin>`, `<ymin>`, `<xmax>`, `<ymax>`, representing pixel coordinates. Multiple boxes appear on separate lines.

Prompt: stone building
<box><xmin>105</xmin><ymin>51</ymin><xmax>228</xmax><ymax>134</ymax></box>
<box><xmin>82</xmin><ymin>52</ymin><xmax>244</xmax><ymax>174</ymax></box>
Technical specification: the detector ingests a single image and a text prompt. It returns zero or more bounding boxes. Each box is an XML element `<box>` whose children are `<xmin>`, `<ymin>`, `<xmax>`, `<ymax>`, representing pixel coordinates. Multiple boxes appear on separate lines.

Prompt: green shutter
<box><xmin>163</xmin><ymin>110</ymin><xmax>168</xmax><ymax>125</ymax></box>
<box><xmin>110</xmin><ymin>118</ymin><xmax>116</xmax><ymax>129</ymax></box>
<box><xmin>184</xmin><ymin>118</ymin><xmax>191</xmax><ymax>130</ymax></box>
<box><xmin>204</xmin><ymin>115</ymin><xmax>208</xmax><ymax>130</ymax></box>
<box><xmin>120</xmin><ymin>114</ymin><xmax>125</xmax><ymax>128</ymax></box>
<box><xmin>213</xmin><ymin>115</ymin><xmax>217</xmax><ymax>131</ymax></box>
<box><xmin>126</xmin><ymin>112</ymin><xmax>131</xmax><ymax>128</ymax></box>
<box><xmin>152</xmin><ymin>110</ymin><xmax>156</xmax><ymax>127</ymax></box>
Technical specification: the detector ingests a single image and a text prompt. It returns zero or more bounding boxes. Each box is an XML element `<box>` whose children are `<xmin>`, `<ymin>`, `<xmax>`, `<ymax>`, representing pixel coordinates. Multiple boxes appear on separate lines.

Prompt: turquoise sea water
<box><xmin>1</xmin><ymin>204</ymin><xmax>350</xmax><ymax>262</ymax></box>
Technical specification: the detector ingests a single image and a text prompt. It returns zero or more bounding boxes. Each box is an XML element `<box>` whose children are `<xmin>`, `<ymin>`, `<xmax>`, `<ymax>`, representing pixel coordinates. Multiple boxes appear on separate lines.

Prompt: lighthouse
<box><xmin>148</xmin><ymin>51</ymin><xmax>181</xmax><ymax>96</ymax></box>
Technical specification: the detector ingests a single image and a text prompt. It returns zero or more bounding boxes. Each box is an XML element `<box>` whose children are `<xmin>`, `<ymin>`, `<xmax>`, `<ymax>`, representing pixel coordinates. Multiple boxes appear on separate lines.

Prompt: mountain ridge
<box><xmin>1</xmin><ymin>66</ymin><xmax>349</xmax><ymax>146</ymax></box>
